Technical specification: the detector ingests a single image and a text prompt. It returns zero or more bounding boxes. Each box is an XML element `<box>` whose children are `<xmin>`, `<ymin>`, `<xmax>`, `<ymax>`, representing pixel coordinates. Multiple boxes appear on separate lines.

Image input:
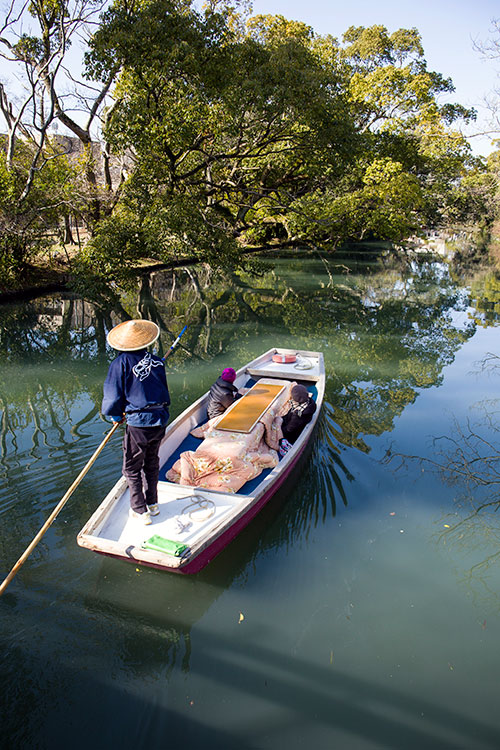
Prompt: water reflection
<box><xmin>0</xmin><ymin>255</ymin><xmax>478</xmax><ymax>533</ymax></box>
<box><xmin>467</xmin><ymin>272</ymin><xmax>500</xmax><ymax>327</ymax></box>
<box><xmin>3</xmin><ymin>255</ymin><xmax>500</xmax><ymax>749</ymax></box>
<box><xmin>432</xmin><ymin>398</ymin><xmax>500</xmax><ymax>599</ymax></box>
<box><xmin>380</xmin><ymin>340</ymin><xmax>500</xmax><ymax>608</ymax></box>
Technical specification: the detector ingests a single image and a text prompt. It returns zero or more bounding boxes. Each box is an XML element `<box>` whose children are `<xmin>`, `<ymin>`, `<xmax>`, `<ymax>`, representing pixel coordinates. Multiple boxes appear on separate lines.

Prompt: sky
<box><xmin>249</xmin><ymin>0</ymin><xmax>500</xmax><ymax>156</ymax></box>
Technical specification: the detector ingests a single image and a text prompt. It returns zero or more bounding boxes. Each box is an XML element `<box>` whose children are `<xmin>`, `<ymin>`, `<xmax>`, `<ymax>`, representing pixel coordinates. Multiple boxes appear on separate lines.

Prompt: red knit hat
<box><xmin>221</xmin><ymin>368</ymin><xmax>236</xmax><ymax>382</ymax></box>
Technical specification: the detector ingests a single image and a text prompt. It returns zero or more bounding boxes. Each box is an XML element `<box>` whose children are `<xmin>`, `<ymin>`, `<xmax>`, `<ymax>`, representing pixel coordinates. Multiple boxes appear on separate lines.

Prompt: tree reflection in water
<box><xmin>384</xmin><ymin>355</ymin><xmax>500</xmax><ymax>601</ymax></box>
<box><xmin>0</xmin><ymin>254</ymin><xmax>480</xmax><ymax>544</ymax></box>
<box><xmin>2</xmin><ymin>252</ymin><xmax>496</xmax><ymax>686</ymax></box>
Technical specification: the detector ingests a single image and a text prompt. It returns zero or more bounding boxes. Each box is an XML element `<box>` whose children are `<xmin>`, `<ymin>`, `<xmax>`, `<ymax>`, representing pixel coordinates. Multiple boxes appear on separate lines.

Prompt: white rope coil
<box><xmin>294</xmin><ymin>355</ymin><xmax>313</xmax><ymax>370</ymax></box>
<box><xmin>175</xmin><ymin>494</ymin><xmax>216</xmax><ymax>533</ymax></box>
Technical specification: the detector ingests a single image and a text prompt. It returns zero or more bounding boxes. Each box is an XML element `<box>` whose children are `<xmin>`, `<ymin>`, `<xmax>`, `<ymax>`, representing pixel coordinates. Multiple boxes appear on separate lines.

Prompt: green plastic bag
<box><xmin>142</xmin><ymin>535</ymin><xmax>190</xmax><ymax>557</ymax></box>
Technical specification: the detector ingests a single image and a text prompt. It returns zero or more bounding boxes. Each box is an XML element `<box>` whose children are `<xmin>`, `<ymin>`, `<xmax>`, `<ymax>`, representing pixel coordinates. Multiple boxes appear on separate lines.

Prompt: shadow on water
<box><xmin>83</xmin><ymin>427</ymin><xmax>338</xmax><ymax>629</ymax></box>
<box><xmin>4</xmin><ymin>473</ymin><xmax>500</xmax><ymax>750</ymax></box>
<box><xmin>3</xmin><ymin>581</ymin><xmax>500</xmax><ymax>750</ymax></box>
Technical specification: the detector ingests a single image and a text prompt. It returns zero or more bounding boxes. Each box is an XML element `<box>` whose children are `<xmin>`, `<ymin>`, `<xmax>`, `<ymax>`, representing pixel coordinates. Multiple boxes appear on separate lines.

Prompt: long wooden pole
<box><xmin>0</xmin><ymin>420</ymin><xmax>121</xmax><ymax>596</ymax></box>
<box><xmin>0</xmin><ymin>325</ymin><xmax>187</xmax><ymax>596</ymax></box>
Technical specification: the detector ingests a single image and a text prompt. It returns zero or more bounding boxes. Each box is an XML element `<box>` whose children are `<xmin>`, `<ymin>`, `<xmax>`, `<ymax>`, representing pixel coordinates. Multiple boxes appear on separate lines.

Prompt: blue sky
<box><xmin>250</xmin><ymin>0</ymin><xmax>500</xmax><ymax>156</ymax></box>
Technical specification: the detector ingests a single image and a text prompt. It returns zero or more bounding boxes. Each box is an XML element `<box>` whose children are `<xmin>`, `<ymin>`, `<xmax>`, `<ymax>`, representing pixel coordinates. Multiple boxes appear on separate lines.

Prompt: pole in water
<box><xmin>0</xmin><ymin>421</ymin><xmax>121</xmax><ymax>597</ymax></box>
<box><xmin>0</xmin><ymin>326</ymin><xmax>187</xmax><ymax>597</ymax></box>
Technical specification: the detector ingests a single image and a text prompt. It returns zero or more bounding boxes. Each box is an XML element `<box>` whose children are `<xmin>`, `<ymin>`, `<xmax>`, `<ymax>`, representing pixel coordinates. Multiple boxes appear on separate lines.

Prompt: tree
<box><xmin>0</xmin><ymin>0</ymin><xmax>128</xmax><ymax>283</ymax></box>
<box><xmin>0</xmin><ymin>2</ymin><xmax>481</xmax><ymax>285</ymax></box>
<box><xmin>444</xmin><ymin>144</ymin><xmax>500</xmax><ymax>269</ymax></box>
<box><xmin>319</xmin><ymin>26</ymin><xmax>474</xmax><ymax>241</ymax></box>
<box><xmin>82</xmin><ymin>8</ymin><xmax>475</xmax><ymax>280</ymax></box>
<box><xmin>0</xmin><ymin>137</ymin><xmax>78</xmax><ymax>285</ymax></box>
<box><xmin>84</xmin><ymin>4</ymin><xmax>356</xmax><ymax>270</ymax></box>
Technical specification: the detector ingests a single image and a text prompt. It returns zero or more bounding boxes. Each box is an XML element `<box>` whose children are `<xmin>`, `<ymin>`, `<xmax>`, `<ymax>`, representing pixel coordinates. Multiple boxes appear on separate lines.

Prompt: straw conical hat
<box><xmin>107</xmin><ymin>320</ymin><xmax>160</xmax><ymax>351</ymax></box>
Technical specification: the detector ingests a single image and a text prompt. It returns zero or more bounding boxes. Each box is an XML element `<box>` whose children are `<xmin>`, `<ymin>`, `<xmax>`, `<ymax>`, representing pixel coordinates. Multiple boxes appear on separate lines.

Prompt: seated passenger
<box><xmin>279</xmin><ymin>384</ymin><xmax>316</xmax><ymax>454</ymax></box>
<box><xmin>206</xmin><ymin>367</ymin><xmax>243</xmax><ymax>419</ymax></box>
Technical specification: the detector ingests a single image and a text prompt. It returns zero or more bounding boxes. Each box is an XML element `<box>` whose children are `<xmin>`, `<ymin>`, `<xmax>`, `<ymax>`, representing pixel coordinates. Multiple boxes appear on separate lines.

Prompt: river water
<box><xmin>1</xmin><ymin>252</ymin><xmax>500</xmax><ymax>749</ymax></box>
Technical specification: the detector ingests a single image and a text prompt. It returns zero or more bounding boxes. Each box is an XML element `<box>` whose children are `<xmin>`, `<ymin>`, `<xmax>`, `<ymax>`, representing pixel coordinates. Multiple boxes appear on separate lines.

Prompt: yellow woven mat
<box><xmin>216</xmin><ymin>382</ymin><xmax>285</xmax><ymax>433</ymax></box>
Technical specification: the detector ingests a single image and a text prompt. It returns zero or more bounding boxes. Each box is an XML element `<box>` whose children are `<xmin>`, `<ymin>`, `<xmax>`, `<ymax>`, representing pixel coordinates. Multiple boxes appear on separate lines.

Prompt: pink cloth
<box><xmin>166</xmin><ymin>382</ymin><xmax>295</xmax><ymax>493</ymax></box>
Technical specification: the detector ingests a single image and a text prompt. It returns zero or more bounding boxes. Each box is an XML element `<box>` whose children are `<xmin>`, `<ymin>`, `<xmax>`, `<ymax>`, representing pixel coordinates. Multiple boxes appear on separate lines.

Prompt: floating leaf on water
<box><xmin>444</xmin><ymin>524</ymin><xmax>450</xmax><ymax>528</ymax></box>
<box><xmin>239</xmin><ymin>612</ymin><xmax>244</xmax><ymax>623</ymax></box>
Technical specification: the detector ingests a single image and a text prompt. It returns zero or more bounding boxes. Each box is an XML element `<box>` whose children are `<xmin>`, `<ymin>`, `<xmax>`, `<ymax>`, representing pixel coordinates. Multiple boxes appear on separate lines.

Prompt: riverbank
<box><xmin>0</xmin><ymin>264</ymin><xmax>72</xmax><ymax>304</ymax></box>
<box><xmin>0</xmin><ymin>245</ymin><xmax>294</xmax><ymax>304</ymax></box>
<box><xmin>1</xmin><ymin>236</ymin><xmax>486</xmax><ymax>305</ymax></box>
<box><xmin>0</xmin><ymin>256</ymin><xmax>195</xmax><ymax>304</ymax></box>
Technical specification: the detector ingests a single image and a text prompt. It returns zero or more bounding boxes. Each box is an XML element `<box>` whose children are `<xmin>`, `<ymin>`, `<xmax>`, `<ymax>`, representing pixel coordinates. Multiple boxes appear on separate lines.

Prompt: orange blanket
<box><xmin>166</xmin><ymin>382</ymin><xmax>294</xmax><ymax>493</ymax></box>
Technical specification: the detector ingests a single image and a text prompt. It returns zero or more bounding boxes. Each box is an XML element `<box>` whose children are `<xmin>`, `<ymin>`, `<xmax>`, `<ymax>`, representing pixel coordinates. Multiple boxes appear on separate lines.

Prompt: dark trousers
<box><xmin>123</xmin><ymin>425</ymin><xmax>166</xmax><ymax>513</ymax></box>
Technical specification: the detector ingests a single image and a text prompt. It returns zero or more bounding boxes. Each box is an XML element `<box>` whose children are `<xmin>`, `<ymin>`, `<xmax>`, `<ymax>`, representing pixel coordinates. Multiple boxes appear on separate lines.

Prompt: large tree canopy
<box><xmin>80</xmin><ymin>2</ymin><xmax>475</xmax><ymax>278</ymax></box>
<box><xmin>0</xmin><ymin>0</ymin><xmax>482</xmax><ymax>285</ymax></box>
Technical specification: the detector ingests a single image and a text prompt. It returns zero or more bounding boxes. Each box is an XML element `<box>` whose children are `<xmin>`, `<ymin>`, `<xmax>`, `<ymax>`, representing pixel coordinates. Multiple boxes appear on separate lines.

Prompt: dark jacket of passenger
<box><xmin>207</xmin><ymin>376</ymin><xmax>241</xmax><ymax>419</ymax></box>
<box><xmin>281</xmin><ymin>397</ymin><xmax>316</xmax><ymax>444</ymax></box>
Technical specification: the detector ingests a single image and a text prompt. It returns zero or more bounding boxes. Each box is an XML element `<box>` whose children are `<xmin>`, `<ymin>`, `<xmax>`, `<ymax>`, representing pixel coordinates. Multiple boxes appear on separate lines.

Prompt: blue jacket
<box><xmin>102</xmin><ymin>349</ymin><xmax>170</xmax><ymax>427</ymax></box>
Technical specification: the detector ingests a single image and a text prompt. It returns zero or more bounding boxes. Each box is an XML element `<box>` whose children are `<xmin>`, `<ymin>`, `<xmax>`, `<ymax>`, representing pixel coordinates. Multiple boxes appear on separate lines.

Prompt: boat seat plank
<box><xmin>246</xmin><ymin>355</ymin><xmax>321</xmax><ymax>382</ymax></box>
<box><xmin>215</xmin><ymin>381</ymin><xmax>285</xmax><ymax>433</ymax></box>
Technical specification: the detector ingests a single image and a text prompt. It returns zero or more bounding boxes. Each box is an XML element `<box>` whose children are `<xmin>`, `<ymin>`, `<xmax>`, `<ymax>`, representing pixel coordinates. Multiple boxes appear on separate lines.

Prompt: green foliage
<box><xmin>0</xmin><ymin>139</ymin><xmax>76</xmax><ymax>287</ymax></box>
<box><xmin>84</xmin><ymin>1</ymin><xmax>360</xmax><ymax>272</ymax></box>
<box><xmin>287</xmin><ymin>158</ymin><xmax>424</xmax><ymax>244</ymax></box>
<box><xmin>77</xmin><ymin>187</ymin><xmax>240</xmax><ymax>283</ymax></box>
<box><xmin>339</xmin><ymin>24</ymin><xmax>473</xmax><ymax>131</ymax></box>
<box><xmin>0</xmin><ymin>2</ymin><xmax>486</xmax><ymax>288</ymax></box>
<box><xmin>446</xmin><ymin>143</ymin><xmax>500</xmax><ymax>268</ymax></box>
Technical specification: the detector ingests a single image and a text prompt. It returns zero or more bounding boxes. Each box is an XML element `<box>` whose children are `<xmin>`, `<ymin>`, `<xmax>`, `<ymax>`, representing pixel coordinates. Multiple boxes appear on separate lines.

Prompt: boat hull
<box><xmin>77</xmin><ymin>348</ymin><xmax>325</xmax><ymax>574</ymax></box>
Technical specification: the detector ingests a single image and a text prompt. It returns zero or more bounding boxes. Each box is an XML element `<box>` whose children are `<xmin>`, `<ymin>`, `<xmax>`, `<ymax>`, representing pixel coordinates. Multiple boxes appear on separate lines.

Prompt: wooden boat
<box><xmin>77</xmin><ymin>348</ymin><xmax>325</xmax><ymax>574</ymax></box>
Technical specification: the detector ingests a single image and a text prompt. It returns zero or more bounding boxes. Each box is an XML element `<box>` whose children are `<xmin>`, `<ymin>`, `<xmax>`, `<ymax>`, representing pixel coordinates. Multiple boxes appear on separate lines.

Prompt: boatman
<box><xmin>102</xmin><ymin>319</ymin><xmax>170</xmax><ymax>525</ymax></box>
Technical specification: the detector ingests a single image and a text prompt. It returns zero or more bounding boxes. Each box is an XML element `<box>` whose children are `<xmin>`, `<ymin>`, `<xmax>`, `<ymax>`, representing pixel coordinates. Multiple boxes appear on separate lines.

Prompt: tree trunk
<box><xmin>63</xmin><ymin>215</ymin><xmax>74</xmax><ymax>245</ymax></box>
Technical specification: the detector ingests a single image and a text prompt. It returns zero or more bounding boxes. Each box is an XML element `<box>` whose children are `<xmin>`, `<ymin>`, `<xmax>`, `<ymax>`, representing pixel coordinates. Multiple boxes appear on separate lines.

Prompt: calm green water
<box><xmin>1</xmin><ymin>253</ymin><xmax>500</xmax><ymax>749</ymax></box>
